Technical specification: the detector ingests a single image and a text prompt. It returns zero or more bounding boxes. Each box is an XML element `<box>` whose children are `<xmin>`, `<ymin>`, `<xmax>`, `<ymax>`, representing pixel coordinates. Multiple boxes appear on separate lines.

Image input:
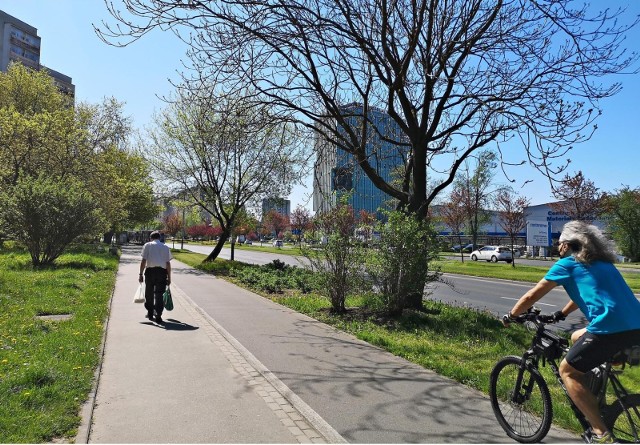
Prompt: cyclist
<box><xmin>503</xmin><ymin>220</ymin><xmax>640</xmax><ymax>444</ymax></box>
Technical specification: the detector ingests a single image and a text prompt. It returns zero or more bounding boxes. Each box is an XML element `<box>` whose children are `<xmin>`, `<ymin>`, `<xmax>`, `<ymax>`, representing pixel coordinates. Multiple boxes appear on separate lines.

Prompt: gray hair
<box><xmin>558</xmin><ymin>221</ymin><xmax>616</xmax><ymax>264</ymax></box>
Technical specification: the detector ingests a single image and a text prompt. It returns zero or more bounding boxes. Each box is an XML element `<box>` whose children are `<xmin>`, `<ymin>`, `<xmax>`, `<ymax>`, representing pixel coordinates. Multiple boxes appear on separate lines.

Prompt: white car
<box><xmin>470</xmin><ymin>246</ymin><xmax>513</xmax><ymax>263</ymax></box>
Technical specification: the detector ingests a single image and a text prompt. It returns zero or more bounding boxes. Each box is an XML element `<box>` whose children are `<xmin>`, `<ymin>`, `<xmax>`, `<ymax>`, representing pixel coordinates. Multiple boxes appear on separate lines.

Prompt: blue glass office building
<box><xmin>313</xmin><ymin>104</ymin><xmax>407</xmax><ymax>220</ymax></box>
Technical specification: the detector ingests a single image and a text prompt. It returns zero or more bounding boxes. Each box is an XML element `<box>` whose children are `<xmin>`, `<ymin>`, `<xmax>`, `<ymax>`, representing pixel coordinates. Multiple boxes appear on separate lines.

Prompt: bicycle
<box><xmin>489</xmin><ymin>307</ymin><xmax>640</xmax><ymax>443</ymax></box>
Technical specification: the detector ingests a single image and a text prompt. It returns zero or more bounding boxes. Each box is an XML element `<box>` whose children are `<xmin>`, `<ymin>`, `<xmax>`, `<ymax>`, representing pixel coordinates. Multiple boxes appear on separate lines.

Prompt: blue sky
<box><xmin>2</xmin><ymin>0</ymin><xmax>639</xmax><ymax>211</ymax></box>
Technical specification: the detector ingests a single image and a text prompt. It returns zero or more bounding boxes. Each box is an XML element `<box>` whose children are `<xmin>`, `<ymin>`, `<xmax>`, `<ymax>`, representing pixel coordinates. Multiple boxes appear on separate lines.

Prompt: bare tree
<box><xmin>495</xmin><ymin>189</ymin><xmax>530</xmax><ymax>268</ymax></box>
<box><xmin>550</xmin><ymin>171</ymin><xmax>605</xmax><ymax>222</ymax></box>
<box><xmin>290</xmin><ymin>206</ymin><xmax>312</xmax><ymax>245</ymax></box>
<box><xmin>98</xmin><ymin>0</ymin><xmax>638</xmax><ymax>221</ymax></box>
<box><xmin>455</xmin><ymin>151</ymin><xmax>498</xmax><ymax>249</ymax></box>
<box><xmin>147</xmin><ymin>85</ymin><xmax>307</xmax><ymax>262</ymax></box>
<box><xmin>98</xmin><ymin>0</ymin><xmax>638</xmax><ymax>308</ymax></box>
<box><xmin>439</xmin><ymin>188</ymin><xmax>467</xmax><ymax>262</ymax></box>
<box><xmin>302</xmin><ymin>200</ymin><xmax>365</xmax><ymax>313</ymax></box>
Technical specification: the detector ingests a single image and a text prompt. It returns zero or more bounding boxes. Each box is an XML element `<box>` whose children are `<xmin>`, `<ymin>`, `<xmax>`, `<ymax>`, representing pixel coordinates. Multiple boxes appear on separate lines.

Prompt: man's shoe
<box><xmin>587</xmin><ymin>431</ymin><xmax>616</xmax><ymax>444</ymax></box>
<box><xmin>145</xmin><ymin>312</ymin><xmax>153</xmax><ymax>319</ymax></box>
<box><xmin>154</xmin><ymin>315</ymin><xmax>164</xmax><ymax>324</ymax></box>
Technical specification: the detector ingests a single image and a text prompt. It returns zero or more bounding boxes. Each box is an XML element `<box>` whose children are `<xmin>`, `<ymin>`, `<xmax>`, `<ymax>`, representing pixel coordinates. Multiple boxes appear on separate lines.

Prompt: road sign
<box><xmin>527</xmin><ymin>221</ymin><xmax>551</xmax><ymax>247</ymax></box>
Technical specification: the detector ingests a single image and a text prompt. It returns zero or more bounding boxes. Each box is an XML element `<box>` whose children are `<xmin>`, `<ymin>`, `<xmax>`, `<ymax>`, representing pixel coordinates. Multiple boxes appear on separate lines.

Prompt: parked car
<box><xmin>272</xmin><ymin>239</ymin><xmax>283</xmax><ymax>248</ymax></box>
<box><xmin>470</xmin><ymin>246</ymin><xmax>513</xmax><ymax>263</ymax></box>
<box><xmin>452</xmin><ymin>243</ymin><xmax>480</xmax><ymax>253</ymax></box>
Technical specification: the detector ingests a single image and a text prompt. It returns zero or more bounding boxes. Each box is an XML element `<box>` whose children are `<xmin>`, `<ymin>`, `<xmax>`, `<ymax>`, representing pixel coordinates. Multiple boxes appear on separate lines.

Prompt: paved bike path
<box><xmin>83</xmin><ymin>247</ymin><xmax>326</xmax><ymax>443</ymax></box>
<box><xmin>168</xmin><ymin>250</ymin><xmax>578</xmax><ymax>443</ymax></box>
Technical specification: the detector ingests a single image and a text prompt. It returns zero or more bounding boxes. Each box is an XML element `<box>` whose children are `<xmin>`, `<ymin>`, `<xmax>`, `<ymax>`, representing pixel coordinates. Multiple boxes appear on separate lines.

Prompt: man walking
<box><xmin>139</xmin><ymin>231</ymin><xmax>172</xmax><ymax>324</ymax></box>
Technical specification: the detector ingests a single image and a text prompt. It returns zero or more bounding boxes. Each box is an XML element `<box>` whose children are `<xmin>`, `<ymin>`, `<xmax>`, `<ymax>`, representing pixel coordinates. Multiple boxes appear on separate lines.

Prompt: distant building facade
<box><xmin>435</xmin><ymin>201</ymin><xmax>611</xmax><ymax>252</ymax></box>
<box><xmin>262</xmin><ymin>197</ymin><xmax>291</xmax><ymax>220</ymax></box>
<box><xmin>0</xmin><ymin>9</ymin><xmax>75</xmax><ymax>97</ymax></box>
<box><xmin>313</xmin><ymin>104</ymin><xmax>407</xmax><ymax>219</ymax></box>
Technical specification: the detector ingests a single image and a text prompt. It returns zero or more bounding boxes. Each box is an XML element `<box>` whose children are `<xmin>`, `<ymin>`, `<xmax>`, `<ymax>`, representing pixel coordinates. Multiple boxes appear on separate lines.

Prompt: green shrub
<box><xmin>256</xmin><ymin>273</ymin><xmax>286</xmax><ymax>293</ymax></box>
<box><xmin>366</xmin><ymin>211</ymin><xmax>441</xmax><ymax>315</ymax></box>
<box><xmin>0</xmin><ymin>175</ymin><xmax>104</xmax><ymax>266</ymax></box>
<box><xmin>265</xmin><ymin>259</ymin><xmax>288</xmax><ymax>271</ymax></box>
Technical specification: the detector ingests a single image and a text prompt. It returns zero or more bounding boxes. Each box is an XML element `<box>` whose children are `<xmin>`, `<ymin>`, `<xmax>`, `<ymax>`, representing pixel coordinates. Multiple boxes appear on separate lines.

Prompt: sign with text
<box><xmin>527</xmin><ymin>221</ymin><xmax>551</xmax><ymax>247</ymax></box>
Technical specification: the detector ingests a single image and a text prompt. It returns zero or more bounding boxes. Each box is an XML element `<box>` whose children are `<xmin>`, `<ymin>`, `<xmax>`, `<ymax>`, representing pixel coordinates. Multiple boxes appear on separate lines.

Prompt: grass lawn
<box><xmin>0</xmin><ymin>244</ymin><xmax>118</xmax><ymax>443</ymax></box>
<box><xmin>172</xmin><ymin>250</ymin><xmax>640</xmax><ymax>436</ymax></box>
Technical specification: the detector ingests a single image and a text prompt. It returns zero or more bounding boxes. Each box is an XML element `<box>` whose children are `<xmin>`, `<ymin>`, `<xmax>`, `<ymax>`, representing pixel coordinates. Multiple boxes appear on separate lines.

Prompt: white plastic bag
<box><xmin>133</xmin><ymin>284</ymin><xmax>145</xmax><ymax>303</ymax></box>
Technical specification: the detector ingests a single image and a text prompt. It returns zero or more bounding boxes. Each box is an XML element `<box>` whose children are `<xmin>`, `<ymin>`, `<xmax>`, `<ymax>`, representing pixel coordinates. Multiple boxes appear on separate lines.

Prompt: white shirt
<box><xmin>141</xmin><ymin>240</ymin><xmax>172</xmax><ymax>269</ymax></box>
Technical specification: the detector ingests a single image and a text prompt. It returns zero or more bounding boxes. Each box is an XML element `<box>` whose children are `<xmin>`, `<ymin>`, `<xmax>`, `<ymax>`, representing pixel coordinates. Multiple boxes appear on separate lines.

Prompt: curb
<box><xmin>74</xmin><ymin>249</ymin><xmax>121</xmax><ymax>444</ymax></box>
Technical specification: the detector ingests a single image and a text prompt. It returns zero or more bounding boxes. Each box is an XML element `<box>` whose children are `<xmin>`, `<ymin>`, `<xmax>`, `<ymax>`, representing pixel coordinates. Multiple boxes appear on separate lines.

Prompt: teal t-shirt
<box><xmin>544</xmin><ymin>256</ymin><xmax>640</xmax><ymax>334</ymax></box>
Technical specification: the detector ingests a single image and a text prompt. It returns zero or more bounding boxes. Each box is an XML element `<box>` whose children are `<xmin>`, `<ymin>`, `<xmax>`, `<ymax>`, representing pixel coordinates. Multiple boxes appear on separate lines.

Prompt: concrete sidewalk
<box><xmin>79</xmin><ymin>245</ymin><xmax>578</xmax><ymax>443</ymax></box>
<box><xmin>79</xmin><ymin>245</ymin><xmax>333</xmax><ymax>443</ymax></box>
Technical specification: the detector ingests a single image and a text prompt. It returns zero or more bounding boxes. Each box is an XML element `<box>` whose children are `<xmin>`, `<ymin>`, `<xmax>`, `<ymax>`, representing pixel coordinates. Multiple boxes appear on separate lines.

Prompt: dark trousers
<box><xmin>144</xmin><ymin>267</ymin><xmax>167</xmax><ymax>316</ymax></box>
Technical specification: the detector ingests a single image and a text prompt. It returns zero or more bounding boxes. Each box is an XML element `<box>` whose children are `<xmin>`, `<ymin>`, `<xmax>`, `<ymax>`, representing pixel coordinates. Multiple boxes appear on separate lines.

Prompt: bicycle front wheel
<box><xmin>604</xmin><ymin>394</ymin><xmax>640</xmax><ymax>443</ymax></box>
<box><xmin>489</xmin><ymin>355</ymin><xmax>553</xmax><ymax>443</ymax></box>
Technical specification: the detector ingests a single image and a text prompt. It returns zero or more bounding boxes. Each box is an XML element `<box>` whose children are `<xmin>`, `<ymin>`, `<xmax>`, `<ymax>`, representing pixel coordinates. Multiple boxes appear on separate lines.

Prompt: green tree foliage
<box><xmin>366</xmin><ymin>212</ymin><xmax>440</xmax><ymax>316</ymax></box>
<box><xmin>91</xmin><ymin>146</ymin><xmax>159</xmax><ymax>236</ymax></box>
<box><xmin>0</xmin><ymin>63</ymin><xmax>79</xmax><ymax>186</ymax></box>
<box><xmin>605</xmin><ymin>187</ymin><xmax>640</xmax><ymax>262</ymax></box>
<box><xmin>0</xmin><ymin>175</ymin><xmax>101</xmax><ymax>265</ymax></box>
<box><xmin>76</xmin><ymin>98</ymin><xmax>158</xmax><ymax>235</ymax></box>
<box><xmin>0</xmin><ymin>64</ymin><xmax>157</xmax><ymax>261</ymax></box>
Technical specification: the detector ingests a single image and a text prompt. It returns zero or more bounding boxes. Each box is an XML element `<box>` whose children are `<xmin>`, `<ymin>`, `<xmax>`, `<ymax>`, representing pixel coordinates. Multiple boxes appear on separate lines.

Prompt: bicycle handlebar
<box><xmin>502</xmin><ymin>307</ymin><xmax>563</xmax><ymax>326</ymax></box>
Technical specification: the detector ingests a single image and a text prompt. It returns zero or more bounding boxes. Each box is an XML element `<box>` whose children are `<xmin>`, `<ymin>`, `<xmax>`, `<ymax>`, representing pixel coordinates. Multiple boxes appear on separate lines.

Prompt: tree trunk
<box><xmin>204</xmin><ymin>230</ymin><xmax>230</xmax><ymax>262</ymax></box>
<box><xmin>402</xmin><ymin>278</ymin><xmax>427</xmax><ymax>311</ymax></box>
<box><xmin>103</xmin><ymin>231</ymin><xmax>114</xmax><ymax>244</ymax></box>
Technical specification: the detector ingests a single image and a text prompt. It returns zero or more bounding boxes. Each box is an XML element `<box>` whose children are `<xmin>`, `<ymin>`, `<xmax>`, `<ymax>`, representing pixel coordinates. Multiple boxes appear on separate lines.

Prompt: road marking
<box><xmin>500</xmin><ymin>297</ymin><xmax>556</xmax><ymax>307</ymax></box>
<box><xmin>441</xmin><ymin>273</ymin><xmax>535</xmax><ymax>287</ymax></box>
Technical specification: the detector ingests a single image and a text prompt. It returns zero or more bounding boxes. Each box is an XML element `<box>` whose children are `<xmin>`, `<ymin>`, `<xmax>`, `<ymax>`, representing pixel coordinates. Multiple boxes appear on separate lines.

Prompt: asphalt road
<box><xmin>428</xmin><ymin>273</ymin><xmax>589</xmax><ymax>332</ymax></box>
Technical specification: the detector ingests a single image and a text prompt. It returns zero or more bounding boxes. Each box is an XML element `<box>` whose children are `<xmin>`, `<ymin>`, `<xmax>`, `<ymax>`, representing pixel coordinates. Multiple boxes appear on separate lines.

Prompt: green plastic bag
<box><xmin>163</xmin><ymin>286</ymin><xmax>174</xmax><ymax>311</ymax></box>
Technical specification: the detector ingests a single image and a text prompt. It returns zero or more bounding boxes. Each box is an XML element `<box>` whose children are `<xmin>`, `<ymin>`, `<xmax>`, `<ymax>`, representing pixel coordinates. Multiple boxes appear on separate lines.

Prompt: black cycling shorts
<box><xmin>565</xmin><ymin>329</ymin><xmax>640</xmax><ymax>373</ymax></box>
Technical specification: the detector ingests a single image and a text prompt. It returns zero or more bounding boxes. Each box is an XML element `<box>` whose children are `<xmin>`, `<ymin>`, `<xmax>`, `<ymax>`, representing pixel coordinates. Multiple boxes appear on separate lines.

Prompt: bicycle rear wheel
<box><xmin>489</xmin><ymin>355</ymin><xmax>553</xmax><ymax>443</ymax></box>
<box><xmin>604</xmin><ymin>394</ymin><xmax>640</xmax><ymax>443</ymax></box>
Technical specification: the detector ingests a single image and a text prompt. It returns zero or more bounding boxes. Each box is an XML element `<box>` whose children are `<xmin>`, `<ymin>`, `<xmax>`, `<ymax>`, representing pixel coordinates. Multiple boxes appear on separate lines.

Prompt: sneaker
<box><xmin>154</xmin><ymin>315</ymin><xmax>164</xmax><ymax>324</ymax></box>
<box><xmin>145</xmin><ymin>312</ymin><xmax>153</xmax><ymax>320</ymax></box>
<box><xmin>587</xmin><ymin>432</ymin><xmax>616</xmax><ymax>444</ymax></box>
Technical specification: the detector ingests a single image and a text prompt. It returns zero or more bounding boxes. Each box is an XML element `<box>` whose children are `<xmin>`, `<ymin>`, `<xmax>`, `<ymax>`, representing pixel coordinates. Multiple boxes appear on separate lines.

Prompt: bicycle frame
<box><xmin>515</xmin><ymin>316</ymin><xmax>640</xmax><ymax>440</ymax></box>
<box><xmin>516</xmin><ymin>322</ymin><xmax>594</xmax><ymax>434</ymax></box>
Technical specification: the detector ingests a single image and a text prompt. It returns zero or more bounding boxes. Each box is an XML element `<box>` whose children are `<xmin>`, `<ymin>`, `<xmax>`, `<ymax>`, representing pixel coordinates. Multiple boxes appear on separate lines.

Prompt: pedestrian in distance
<box><xmin>139</xmin><ymin>230</ymin><xmax>172</xmax><ymax>324</ymax></box>
<box><xmin>503</xmin><ymin>220</ymin><xmax>640</xmax><ymax>444</ymax></box>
